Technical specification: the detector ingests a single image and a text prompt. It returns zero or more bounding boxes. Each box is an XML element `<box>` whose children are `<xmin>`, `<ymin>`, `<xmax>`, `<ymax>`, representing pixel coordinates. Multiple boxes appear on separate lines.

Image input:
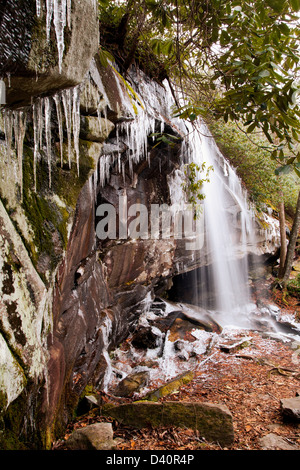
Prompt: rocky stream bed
<box><xmin>52</xmin><ymin>274</ymin><xmax>300</xmax><ymax>452</ymax></box>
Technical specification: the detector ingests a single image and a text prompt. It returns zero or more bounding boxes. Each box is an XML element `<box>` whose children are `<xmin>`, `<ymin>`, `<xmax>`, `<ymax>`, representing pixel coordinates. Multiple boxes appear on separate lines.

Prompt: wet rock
<box><xmin>65</xmin><ymin>423</ymin><xmax>116</xmax><ymax>450</ymax></box>
<box><xmin>151</xmin><ymin>309</ymin><xmax>220</xmax><ymax>340</ymax></box>
<box><xmin>80</xmin><ymin>116</ymin><xmax>114</xmax><ymax>143</ymax></box>
<box><xmin>1</xmin><ymin>0</ymin><xmax>99</xmax><ymax>107</ymax></box>
<box><xmin>114</xmin><ymin>371</ymin><xmax>150</xmax><ymax>397</ymax></box>
<box><xmin>259</xmin><ymin>433</ymin><xmax>299</xmax><ymax>450</ymax></box>
<box><xmin>280</xmin><ymin>397</ymin><xmax>300</xmax><ymax>421</ymax></box>
<box><xmin>76</xmin><ymin>394</ymin><xmax>99</xmax><ymax>416</ymax></box>
<box><xmin>168</xmin><ymin>317</ymin><xmax>206</xmax><ymax>342</ymax></box>
<box><xmin>150</xmin><ymin>311</ymin><xmax>183</xmax><ymax>333</ymax></box>
<box><xmin>131</xmin><ymin>326</ymin><xmax>159</xmax><ymax>350</ymax></box>
<box><xmin>102</xmin><ymin>401</ymin><xmax>234</xmax><ymax>447</ymax></box>
<box><xmin>219</xmin><ymin>337</ymin><xmax>252</xmax><ymax>354</ymax></box>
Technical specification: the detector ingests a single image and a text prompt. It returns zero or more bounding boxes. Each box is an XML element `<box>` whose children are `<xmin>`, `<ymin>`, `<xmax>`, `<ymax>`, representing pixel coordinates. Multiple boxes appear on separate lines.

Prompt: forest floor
<box><xmin>53</xmin><ymin>273</ymin><xmax>300</xmax><ymax>452</ymax></box>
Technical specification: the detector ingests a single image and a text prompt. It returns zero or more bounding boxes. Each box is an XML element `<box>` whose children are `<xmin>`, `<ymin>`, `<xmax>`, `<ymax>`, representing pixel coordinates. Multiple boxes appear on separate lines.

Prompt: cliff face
<box><xmin>0</xmin><ymin>0</ymin><xmax>280</xmax><ymax>449</ymax></box>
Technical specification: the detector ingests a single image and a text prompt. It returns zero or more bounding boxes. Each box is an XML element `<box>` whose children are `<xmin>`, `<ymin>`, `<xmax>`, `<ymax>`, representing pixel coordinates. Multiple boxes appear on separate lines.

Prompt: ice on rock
<box><xmin>32</xmin><ymin>102</ymin><xmax>40</xmax><ymax>191</ymax></box>
<box><xmin>100</xmin><ymin>316</ymin><xmax>113</xmax><ymax>392</ymax></box>
<box><xmin>43</xmin><ymin>0</ymin><xmax>70</xmax><ymax>73</ymax></box>
<box><xmin>62</xmin><ymin>88</ymin><xmax>73</xmax><ymax>169</ymax></box>
<box><xmin>53</xmin><ymin>93</ymin><xmax>64</xmax><ymax>168</ymax></box>
<box><xmin>44</xmin><ymin>96</ymin><xmax>52</xmax><ymax>188</ymax></box>
<box><xmin>14</xmin><ymin>110</ymin><xmax>27</xmax><ymax>201</ymax></box>
<box><xmin>36</xmin><ymin>0</ymin><xmax>42</xmax><ymax>17</ymax></box>
<box><xmin>72</xmin><ymin>85</ymin><xmax>81</xmax><ymax>176</ymax></box>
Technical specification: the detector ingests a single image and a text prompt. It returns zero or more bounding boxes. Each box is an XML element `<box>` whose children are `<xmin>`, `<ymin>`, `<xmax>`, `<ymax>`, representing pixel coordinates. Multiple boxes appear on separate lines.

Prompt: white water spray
<box><xmin>184</xmin><ymin>122</ymin><xmax>257</xmax><ymax>326</ymax></box>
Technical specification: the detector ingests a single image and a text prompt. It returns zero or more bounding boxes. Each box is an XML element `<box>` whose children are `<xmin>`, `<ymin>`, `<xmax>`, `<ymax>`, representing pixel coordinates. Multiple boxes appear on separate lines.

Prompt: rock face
<box><xmin>0</xmin><ymin>0</ymin><xmax>99</xmax><ymax>107</ymax></box>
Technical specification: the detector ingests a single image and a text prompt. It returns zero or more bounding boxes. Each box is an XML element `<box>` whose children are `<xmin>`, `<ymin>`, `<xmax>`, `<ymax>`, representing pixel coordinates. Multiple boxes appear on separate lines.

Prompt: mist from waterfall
<box><xmin>185</xmin><ymin>122</ymin><xmax>257</xmax><ymax>327</ymax></box>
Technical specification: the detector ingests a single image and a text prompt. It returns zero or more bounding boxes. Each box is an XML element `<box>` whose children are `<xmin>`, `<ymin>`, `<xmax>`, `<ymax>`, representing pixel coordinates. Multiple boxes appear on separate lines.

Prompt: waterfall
<box><xmin>183</xmin><ymin>121</ymin><xmax>256</xmax><ymax>327</ymax></box>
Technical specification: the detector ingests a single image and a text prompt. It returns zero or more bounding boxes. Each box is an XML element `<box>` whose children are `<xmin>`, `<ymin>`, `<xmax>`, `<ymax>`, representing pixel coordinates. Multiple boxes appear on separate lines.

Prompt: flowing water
<box><xmin>184</xmin><ymin>122</ymin><xmax>257</xmax><ymax>328</ymax></box>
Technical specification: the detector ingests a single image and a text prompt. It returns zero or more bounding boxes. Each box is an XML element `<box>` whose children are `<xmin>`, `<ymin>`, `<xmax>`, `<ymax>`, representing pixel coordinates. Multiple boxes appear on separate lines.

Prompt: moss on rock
<box><xmin>101</xmin><ymin>400</ymin><xmax>234</xmax><ymax>446</ymax></box>
<box><xmin>142</xmin><ymin>370</ymin><xmax>194</xmax><ymax>402</ymax></box>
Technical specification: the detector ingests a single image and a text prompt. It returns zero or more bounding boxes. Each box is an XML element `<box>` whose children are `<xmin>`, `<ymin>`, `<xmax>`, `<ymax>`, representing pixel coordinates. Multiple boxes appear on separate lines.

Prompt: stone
<box><xmin>219</xmin><ymin>337</ymin><xmax>252</xmax><ymax>353</ymax></box>
<box><xmin>142</xmin><ymin>370</ymin><xmax>194</xmax><ymax>402</ymax></box>
<box><xmin>80</xmin><ymin>116</ymin><xmax>115</xmax><ymax>143</ymax></box>
<box><xmin>102</xmin><ymin>401</ymin><xmax>234</xmax><ymax>447</ymax></box>
<box><xmin>114</xmin><ymin>371</ymin><xmax>150</xmax><ymax>397</ymax></box>
<box><xmin>168</xmin><ymin>317</ymin><xmax>202</xmax><ymax>342</ymax></box>
<box><xmin>76</xmin><ymin>394</ymin><xmax>99</xmax><ymax>417</ymax></box>
<box><xmin>259</xmin><ymin>433</ymin><xmax>299</xmax><ymax>450</ymax></box>
<box><xmin>65</xmin><ymin>423</ymin><xmax>116</xmax><ymax>450</ymax></box>
<box><xmin>131</xmin><ymin>326</ymin><xmax>159</xmax><ymax>350</ymax></box>
<box><xmin>280</xmin><ymin>397</ymin><xmax>300</xmax><ymax>421</ymax></box>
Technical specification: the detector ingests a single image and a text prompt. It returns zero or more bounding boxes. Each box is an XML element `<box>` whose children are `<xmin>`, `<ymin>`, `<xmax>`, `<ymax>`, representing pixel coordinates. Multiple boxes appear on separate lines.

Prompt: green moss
<box><xmin>142</xmin><ymin>370</ymin><xmax>194</xmax><ymax>402</ymax></box>
<box><xmin>18</xmin><ymin>139</ymin><xmax>95</xmax><ymax>282</ymax></box>
<box><xmin>0</xmin><ymin>391</ymin><xmax>29</xmax><ymax>450</ymax></box>
<box><xmin>28</xmin><ymin>16</ymin><xmax>59</xmax><ymax>73</ymax></box>
<box><xmin>54</xmin><ymin>140</ymin><xmax>96</xmax><ymax>209</ymax></box>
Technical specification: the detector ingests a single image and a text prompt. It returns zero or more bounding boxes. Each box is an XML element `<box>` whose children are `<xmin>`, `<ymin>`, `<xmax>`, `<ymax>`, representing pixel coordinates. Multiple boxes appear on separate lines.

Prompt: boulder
<box><xmin>280</xmin><ymin>397</ymin><xmax>300</xmax><ymax>421</ymax></box>
<box><xmin>114</xmin><ymin>371</ymin><xmax>150</xmax><ymax>397</ymax></box>
<box><xmin>65</xmin><ymin>423</ymin><xmax>116</xmax><ymax>450</ymax></box>
<box><xmin>151</xmin><ymin>309</ymin><xmax>221</xmax><ymax>340</ymax></box>
<box><xmin>131</xmin><ymin>326</ymin><xmax>159</xmax><ymax>350</ymax></box>
<box><xmin>102</xmin><ymin>401</ymin><xmax>234</xmax><ymax>447</ymax></box>
<box><xmin>259</xmin><ymin>433</ymin><xmax>299</xmax><ymax>450</ymax></box>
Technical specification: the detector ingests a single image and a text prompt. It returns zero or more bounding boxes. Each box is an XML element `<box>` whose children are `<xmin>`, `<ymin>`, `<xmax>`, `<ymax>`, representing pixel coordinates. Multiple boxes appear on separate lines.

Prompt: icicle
<box><xmin>3</xmin><ymin>110</ymin><xmax>13</xmax><ymax>159</ymax></box>
<box><xmin>122</xmin><ymin>161</ymin><xmax>126</xmax><ymax>185</ymax></box>
<box><xmin>72</xmin><ymin>85</ymin><xmax>81</xmax><ymax>176</ymax></box>
<box><xmin>62</xmin><ymin>88</ymin><xmax>72</xmax><ymax>168</ymax></box>
<box><xmin>44</xmin><ymin>97</ymin><xmax>52</xmax><ymax>188</ymax></box>
<box><xmin>13</xmin><ymin>111</ymin><xmax>27</xmax><ymax>202</ymax></box>
<box><xmin>100</xmin><ymin>316</ymin><xmax>113</xmax><ymax>392</ymax></box>
<box><xmin>116</xmin><ymin>126</ymin><xmax>121</xmax><ymax>173</ymax></box>
<box><xmin>94</xmin><ymin>161</ymin><xmax>98</xmax><ymax>199</ymax></box>
<box><xmin>36</xmin><ymin>0</ymin><xmax>42</xmax><ymax>17</ymax></box>
<box><xmin>46</xmin><ymin>0</ymin><xmax>54</xmax><ymax>42</ymax></box>
<box><xmin>53</xmin><ymin>0</ymin><xmax>68</xmax><ymax>74</ymax></box>
<box><xmin>44</xmin><ymin>0</ymin><xmax>70</xmax><ymax>73</ymax></box>
<box><xmin>53</xmin><ymin>93</ymin><xmax>64</xmax><ymax>167</ymax></box>
<box><xmin>32</xmin><ymin>102</ymin><xmax>40</xmax><ymax>192</ymax></box>
<box><xmin>67</xmin><ymin>0</ymin><xmax>72</xmax><ymax>28</ymax></box>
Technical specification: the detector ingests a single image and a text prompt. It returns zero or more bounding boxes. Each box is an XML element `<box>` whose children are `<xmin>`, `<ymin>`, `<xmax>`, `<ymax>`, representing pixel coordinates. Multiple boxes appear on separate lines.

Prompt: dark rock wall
<box><xmin>0</xmin><ymin>0</ymin><xmax>99</xmax><ymax>107</ymax></box>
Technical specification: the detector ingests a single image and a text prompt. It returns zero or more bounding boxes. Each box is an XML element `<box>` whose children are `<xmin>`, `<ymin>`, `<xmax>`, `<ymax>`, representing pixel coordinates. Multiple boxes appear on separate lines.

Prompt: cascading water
<box><xmin>174</xmin><ymin>120</ymin><xmax>258</xmax><ymax>328</ymax></box>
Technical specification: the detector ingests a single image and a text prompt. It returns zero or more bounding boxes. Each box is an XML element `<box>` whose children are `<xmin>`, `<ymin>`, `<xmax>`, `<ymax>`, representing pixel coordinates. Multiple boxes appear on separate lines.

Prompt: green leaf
<box><xmin>247</xmin><ymin>122</ymin><xmax>257</xmax><ymax>133</ymax></box>
<box><xmin>278</xmin><ymin>23</ymin><xmax>290</xmax><ymax>36</ymax></box>
<box><xmin>275</xmin><ymin>164</ymin><xmax>292</xmax><ymax>175</ymax></box>
<box><xmin>258</xmin><ymin>70</ymin><xmax>270</xmax><ymax>78</ymax></box>
<box><xmin>265</xmin><ymin>0</ymin><xmax>286</xmax><ymax>12</ymax></box>
<box><xmin>289</xmin><ymin>0</ymin><xmax>300</xmax><ymax>11</ymax></box>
